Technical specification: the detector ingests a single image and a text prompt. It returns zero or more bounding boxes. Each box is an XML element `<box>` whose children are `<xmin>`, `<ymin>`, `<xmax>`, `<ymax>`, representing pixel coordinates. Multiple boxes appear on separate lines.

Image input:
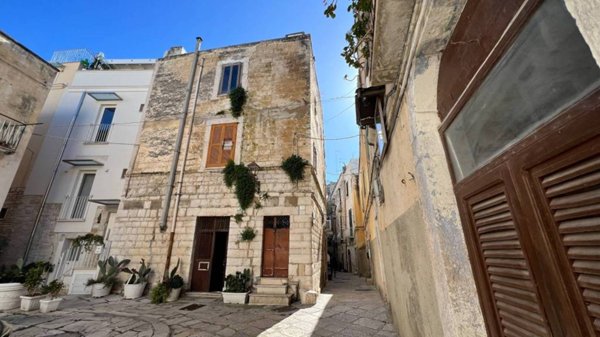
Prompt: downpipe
<box><xmin>159</xmin><ymin>37</ymin><xmax>202</xmax><ymax>232</ymax></box>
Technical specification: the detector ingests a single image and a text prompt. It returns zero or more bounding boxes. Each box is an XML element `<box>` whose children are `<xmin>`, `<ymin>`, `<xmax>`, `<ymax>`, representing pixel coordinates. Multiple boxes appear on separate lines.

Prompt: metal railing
<box><xmin>85</xmin><ymin>123</ymin><xmax>112</xmax><ymax>143</ymax></box>
<box><xmin>53</xmin><ymin>241</ymin><xmax>110</xmax><ymax>281</ymax></box>
<box><xmin>0</xmin><ymin>114</ymin><xmax>26</xmax><ymax>154</ymax></box>
<box><xmin>59</xmin><ymin>195</ymin><xmax>91</xmax><ymax>220</ymax></box>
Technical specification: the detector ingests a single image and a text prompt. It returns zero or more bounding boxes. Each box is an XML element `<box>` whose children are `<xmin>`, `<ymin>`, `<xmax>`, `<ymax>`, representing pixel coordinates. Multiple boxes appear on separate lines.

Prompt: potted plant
<box><xmin>0</xmin><ymin>260</ymin><xmax>25</xmax><ymax>311</ymax></box>
<box><xmin>166</xmin><ymin>259</ymin><xmax>184</xmax><ymax>302</ymax></box>
<box><xmin>222</xmin><ymin>269</ymin><xmax>251</xmax><ymax>304</ymax></box>
<box><xmin>39</xmin><ymin>280</ymin><xmax>64</xmax><ymax>313</ymax></box>
<box><xmin>150</xmin><ymin>283</ymin><xmax>169</xmax><ymax>304</ymax></box>
<box><xmin>123</xmin><ymin>259</ymin><xmax>151</xmax><ymax>299</ymax></box>
<box><xmin>86</xmin><ymin>256</ymin><xmax>130</xmax><ymax>298</ymax></box>
<box><xmin>20</xmin><ymin>262</ymin><xmax>52</xmax><ymax>311</ymax></box>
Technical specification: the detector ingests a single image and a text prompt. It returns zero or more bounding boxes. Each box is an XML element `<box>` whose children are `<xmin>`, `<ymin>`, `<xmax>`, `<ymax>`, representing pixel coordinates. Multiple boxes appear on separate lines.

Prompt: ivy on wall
<box><xmin>223</xmin><ymin>160</ymin><xmax>257</xmax><ymax>210</ymax></box>
<box><xmin>229</xmin><ymin>87</ymin><xmax>247</xmax><ymax>118</ymax></box>
<box><xmin>282</xmin><ymin>155</ymin><xmax>309</xmax><ymax>182</ymax></box>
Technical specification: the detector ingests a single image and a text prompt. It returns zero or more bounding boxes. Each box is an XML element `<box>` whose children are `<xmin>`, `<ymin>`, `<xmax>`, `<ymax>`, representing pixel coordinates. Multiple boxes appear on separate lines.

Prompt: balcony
<box><xmin>59</xmin><ymin>195</ymin><xmax>91</xmax><ymax>220</ymax></box>
<box><xmin>85</xmin><ymin>123</ymin><xmax>112</xmax><ymax>144</ymax></box>
<box><xmin>0</xmin><ymin>114</ymin><xmax>26</xmax><ymax>154</ymax></box>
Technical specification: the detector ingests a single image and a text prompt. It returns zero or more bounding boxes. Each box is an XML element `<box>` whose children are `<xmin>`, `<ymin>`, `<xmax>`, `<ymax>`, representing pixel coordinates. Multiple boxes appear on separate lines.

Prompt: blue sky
<box><xmin>0</xmin><ymin>0</ymin><xmax>358</xmax><ymax>182</ymax></box>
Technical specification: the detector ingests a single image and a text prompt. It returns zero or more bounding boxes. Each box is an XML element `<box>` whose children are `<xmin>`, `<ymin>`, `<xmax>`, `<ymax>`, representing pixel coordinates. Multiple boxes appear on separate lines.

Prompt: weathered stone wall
<box><xmin>110</xmin><ymin>35</ymin><xmax>325</xmax><ymax>302</ymax></box>
<box><xmin>0</xmin><ymin>33</ymin><xmax>57</xmax><ymax>208</ymax></box>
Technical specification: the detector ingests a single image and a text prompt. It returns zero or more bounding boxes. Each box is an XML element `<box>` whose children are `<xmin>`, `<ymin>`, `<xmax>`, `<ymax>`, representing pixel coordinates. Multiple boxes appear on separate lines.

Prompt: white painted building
<box><xmin>330</xmin><ymin>159</ymin><xmax>358</xmax><ymax>273</ymax></box>
<box><xmin>0</xmin><ymin>56</ymin><xmax>155</xmax><ymax>293</ymax></box>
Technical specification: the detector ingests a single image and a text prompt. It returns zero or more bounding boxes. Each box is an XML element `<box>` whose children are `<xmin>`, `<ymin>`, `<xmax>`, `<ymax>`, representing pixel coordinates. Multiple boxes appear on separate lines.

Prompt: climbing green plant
<box><xmin>222</xmin><ymin>160</ymin><xmax>257</xmax><ymax>210</ymax></box>
<box><xmin>239</xmin><ymin>227</ymin><xmax>256</xmax><ymax>242</ymax></box>
<box><xmin>72</xmin><ymin>233</ymin><xmax>104</xmax><ymax>251</ymax></box>
<box><xmin>282</xmin><ymin>155</ymin><xmax>309</xmax><ymax>183</ymax></box>
<box><xmin>324</xmin><ymin>0</ymin><xmax>373</xmax><ymax>68</ymax></box>
<box><xmin>229</xmin><ymin>87</ymin><xmax>247</xmax><ymax>118</ymax></box>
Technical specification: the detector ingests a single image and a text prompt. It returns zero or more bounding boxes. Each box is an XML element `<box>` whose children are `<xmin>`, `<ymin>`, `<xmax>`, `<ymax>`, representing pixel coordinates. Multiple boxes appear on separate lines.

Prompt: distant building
<box><xmin>0</xmin><ymin>53</ymin><xmax>155</xmax><ymax>295</ymax></box>
<box><xmin>0</xmin><ymin>31</ymin><xmax>57</xmax><ymax>220</ymax></box>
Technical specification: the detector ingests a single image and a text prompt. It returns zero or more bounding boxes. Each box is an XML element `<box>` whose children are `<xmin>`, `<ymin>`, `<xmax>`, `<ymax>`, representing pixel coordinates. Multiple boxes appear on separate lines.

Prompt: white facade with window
<box><xmin>330</xmin><ymin>159</ymin><xmax>359</xmax><ymax>273</ymax></box>
<box><xmin>17</xmin><ymin>60</ymin><xmax>155</xmax><ymax>292</ymax></box>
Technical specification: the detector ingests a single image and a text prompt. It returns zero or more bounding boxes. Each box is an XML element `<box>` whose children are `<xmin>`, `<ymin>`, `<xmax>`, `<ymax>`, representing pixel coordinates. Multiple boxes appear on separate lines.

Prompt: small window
<box><xmin>313</xmin><ymin>144</ymin><xmax>317</xmax><ymax>169</ymax></box>
<box><xmin>219</xmin><ymin>63</ymin><xmax>242</xmax><ymax>95</ymax></box>
<box><xmin>348</xmin><ymin>209</ymin><xmax>353</xmax><ymax>236</ymax></box>
<box><xmin>264</xmin><ymin>216</ymin><xmax>290</xmax><ymax>229</ymax></box>
<box><xmin>0</xmin><ymin>208</ymin><xmax>7</xmax><ymax>219</ymax></box>
<box><xmin>206</xmin><ymin>123</ymin><xmax>238</xmax><ymax>168</ymax></box>
<box><xmin>139</xmin><ymin>104</ymin><xmax>145</xmax><ymax>112</ymax></box>
<box><xmin>121</xmin><ymin>168</ymin><xmax>128</xmax><ymax>178</ymax></box>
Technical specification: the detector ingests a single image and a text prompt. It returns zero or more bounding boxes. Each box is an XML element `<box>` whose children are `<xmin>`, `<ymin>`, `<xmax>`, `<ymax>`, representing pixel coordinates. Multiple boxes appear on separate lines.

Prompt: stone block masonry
<box><xmin>109</xmin><ymin>34</ymin><xmax>326</xmax><ymax>303</ymax></box>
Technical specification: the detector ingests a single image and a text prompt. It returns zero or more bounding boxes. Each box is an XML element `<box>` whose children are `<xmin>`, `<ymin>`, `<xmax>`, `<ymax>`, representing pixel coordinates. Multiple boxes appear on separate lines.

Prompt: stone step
<box><xmin>184</xmin><ymin>292</ymin><xmax>223</xmax><ymax>299</ymax></box>
<box><xmin>254</xmin><ymin>284</ymin><xmax>287</xmax><ymax>295</ymax></box>
<box><xmin>257</xmin><ymin>277</ymin><xmax>288</xmax><ymax>286</ymax></box>
<box><xmin>248</xmin><ymin>293</ymin><xmax>293</xmax><ymax>306</ymax></box>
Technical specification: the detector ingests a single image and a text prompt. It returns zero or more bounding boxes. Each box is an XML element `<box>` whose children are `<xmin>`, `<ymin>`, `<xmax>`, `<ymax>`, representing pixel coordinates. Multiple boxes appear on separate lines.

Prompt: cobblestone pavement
<box><xmin>0</xmin><ymin>273</ymin><xmax>398</xmax><ymax>337</ymax></box>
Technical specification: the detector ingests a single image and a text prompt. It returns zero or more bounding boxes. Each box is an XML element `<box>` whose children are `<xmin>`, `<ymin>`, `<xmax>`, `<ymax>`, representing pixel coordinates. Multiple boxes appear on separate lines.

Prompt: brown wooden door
<box><xmin>454</xmin><ymin>91</ymin><xmax>600</xmax><ymax>337</ymax></box>
<box><xmin>191</xmin><ymin>217</ymin><xmax>230</xmax><ymax>292</ymax></box>
<box><xmin>262</xmin><ymin>216</ymin><xmax>290</xmax><ymax>278</ymax></box>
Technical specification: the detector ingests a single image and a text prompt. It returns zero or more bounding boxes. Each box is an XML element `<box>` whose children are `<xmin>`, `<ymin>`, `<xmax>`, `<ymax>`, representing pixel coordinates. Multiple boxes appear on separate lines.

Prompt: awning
<box><xmin>355</xmin><ymin>85</ymin><xmax>385</xmax><ymax>127</ymax></box>
<box><xmin>88</xmin><ymin>199</ymin><xmax>120</xmax><ymax>206</ymax></box>
<box><xmin>62</xmin><ymin>159</ymin><xmax>104</xmax><ymax>166</ymax></box>
<box><xmin>88</xmin><ymin>92</ymin><xmax>122</xmax><ymax>101</ymax></box>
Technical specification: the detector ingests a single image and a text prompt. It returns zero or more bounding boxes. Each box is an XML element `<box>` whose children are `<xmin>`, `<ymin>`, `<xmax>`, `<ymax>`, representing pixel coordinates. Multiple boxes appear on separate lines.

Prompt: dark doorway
<box><xmin>262</xmin><ymin>216</ymin><xmax>290</xmax><ymax>278</ymax></box>
<box><xmin>191</xmin><ymin>217</ymin><xmax>229</xmax><ymax>292</ymax></box>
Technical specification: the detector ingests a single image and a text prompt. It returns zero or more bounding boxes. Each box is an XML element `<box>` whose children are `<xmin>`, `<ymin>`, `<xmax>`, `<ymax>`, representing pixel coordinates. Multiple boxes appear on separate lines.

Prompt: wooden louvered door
<box><xmin>526</xmin><ymin>136</ymin><xmax>600</xmax><ymax>336</ymax></box>
<box><xmin>458</xmin><ymin>168</ymin><xmax>552</xmax><ymax>337</ymax></box>
<box><xmin>455</xmin><ymin>92</ymin><xmax>600</xmax><ymax>336</ymax></box>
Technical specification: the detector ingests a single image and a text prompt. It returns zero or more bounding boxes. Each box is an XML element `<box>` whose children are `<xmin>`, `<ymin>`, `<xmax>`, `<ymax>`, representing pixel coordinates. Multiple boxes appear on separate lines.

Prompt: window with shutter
<box><xmin>206</xmin><ymin>123</ymin><xmax>238</xmax><ymax>168</ymax></box>
<box><xmin>463</xmin><ymin>183</ymin><xmax>551</xmax><ymax>337</ymax></box>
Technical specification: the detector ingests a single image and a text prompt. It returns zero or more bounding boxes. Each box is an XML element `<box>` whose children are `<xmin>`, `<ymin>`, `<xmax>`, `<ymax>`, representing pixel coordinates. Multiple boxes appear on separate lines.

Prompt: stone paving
<box><xmin>0</xmin><ymin>273</ymin><xmax>398</xmax><ymax>337</ymax></box>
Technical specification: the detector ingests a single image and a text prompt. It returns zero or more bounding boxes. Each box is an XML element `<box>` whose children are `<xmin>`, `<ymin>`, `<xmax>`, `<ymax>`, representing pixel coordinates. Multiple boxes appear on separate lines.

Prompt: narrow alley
<box><xmin>0</xmin><ymin>273</ymin><xmax>397</xmax><ymax>337</ymax></box>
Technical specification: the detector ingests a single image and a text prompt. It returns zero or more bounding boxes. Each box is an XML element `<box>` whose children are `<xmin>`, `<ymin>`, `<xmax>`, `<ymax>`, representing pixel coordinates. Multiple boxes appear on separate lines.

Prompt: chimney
<box><xmin>163</xmin><ymin>46</ymin><xmax>187</xmax><ymax>58</ymax></box>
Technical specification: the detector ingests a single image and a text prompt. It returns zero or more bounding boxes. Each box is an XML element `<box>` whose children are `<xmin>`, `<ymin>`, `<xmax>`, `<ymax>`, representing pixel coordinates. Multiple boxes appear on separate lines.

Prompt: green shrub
<box><xmin>72</xmin><ymin>233</ymin><xmax>104</xmax><ymax>251</ymax></box>
<box><xmin>239</xmin><ymin>227</ymin><xmax>256</xmax><ymax>242</ymax></box>
<box><xmin>151</xmin><ymin>283</ymin><xmax>169</xmax><ymax>304</ymax></box>
<box><xmin>224</xmin><ymin>269</ymin><xmax>251</xmax><ymax>293</ymax></box>
<box><xmin>281</xmin><ymin>155</ymin><xmax>309</xmax><ymax>182</ymax></box>
<box><xmin>42</xmin><ymin>280</ymin><xmax>64</xmax><ymax>299</ymax></box>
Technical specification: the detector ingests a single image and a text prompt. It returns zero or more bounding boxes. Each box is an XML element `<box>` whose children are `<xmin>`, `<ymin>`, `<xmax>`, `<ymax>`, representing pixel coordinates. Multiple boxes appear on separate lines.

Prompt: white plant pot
<box><xmin>0</xmin><ymin>283</ymin><xmax>25</xmax><ymax>310</ymax></box>
<box><xmin>123</xmin><ymin>282</ymin><xmax>146</xmax><ymax>299</ymax></box>
<box><xmin>166</xmin><ymin>287</ymin><xmax>181</xmax><ymax>302</ymax></box>
<box><xmin>91</xmin><ymin>283</ymin><xmax>111</xmax><ymax>298</ymax></box>
<box><xmin>39</xmin><ymin>298</ymin><xmax>62</xmax><ymax>313</ymax></box>
<box><xmin>222</xmin><ymin>291</ymin><xmax>249</xmax><ymax>304</ymax></box>
<box><xmin>20</xmin><ymin>294</ymin><xmax>47</xmax><ymax>311</ymax></box>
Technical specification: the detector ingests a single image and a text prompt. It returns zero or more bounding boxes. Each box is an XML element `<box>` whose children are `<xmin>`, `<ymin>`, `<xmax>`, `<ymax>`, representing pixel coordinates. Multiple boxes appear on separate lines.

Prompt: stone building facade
<box><xmin>0</xmin><ymin>32</ymin><xmax>57</xmax><ymax>213</ymax></box>
<box><xmin>109</xmin><ymin>34</ymin><xmax>326</xmax><ymax>304</ymax></box>
<box><xmin>355</xmin><ymin>0</ymin><xmax>600</xmax><ymax>336</ymax></box>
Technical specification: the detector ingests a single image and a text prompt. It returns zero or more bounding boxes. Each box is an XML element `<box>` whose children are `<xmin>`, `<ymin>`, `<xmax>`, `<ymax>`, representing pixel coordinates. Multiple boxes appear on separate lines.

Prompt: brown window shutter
<box><xmin>463</xmin><ymin>184</ymin><xmax>551</xmax><ymax>337</ymax></box>
<box><xmin>206</xmin><ymin>123</ymin><xmax>238</xmax><ymax>168</ymax></box>
<box><xmin>206</xmin><ymin>124</ymin><xmax>224</xmax><ymax>168</ymax></box>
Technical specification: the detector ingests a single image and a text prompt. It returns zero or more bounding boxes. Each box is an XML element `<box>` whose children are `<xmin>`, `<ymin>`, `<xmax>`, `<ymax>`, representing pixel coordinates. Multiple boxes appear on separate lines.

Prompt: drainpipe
<box><xmin>159</xmin><ymin>37</ymin><xmax>202</xmax><ymax>232</ymax></box>
<box><xmin>164</xmin><ymin>56</ymin><xmax>205</xmax><ymax>279</ymax></box>
<box><xmin>24</xmin><ymin>91</ymin><xmax>87</xmax><ymax>262</ymax></box>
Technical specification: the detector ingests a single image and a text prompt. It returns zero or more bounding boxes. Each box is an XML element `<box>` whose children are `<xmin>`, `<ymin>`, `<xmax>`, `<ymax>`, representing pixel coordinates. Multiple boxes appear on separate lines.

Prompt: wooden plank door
<box><xmin>191</xmin><ymin>231</ymin><xmax>213</xmax><ymax>292</ymax></box>
<box><xmin>262</xmin><ymin>216</ymin><xmax>290</xmax><ymax>278</ymax></box>
<box><xmin>191</xmin><ymin>217</ymin><xmax>230</xmax><ymax>292</ymax></box>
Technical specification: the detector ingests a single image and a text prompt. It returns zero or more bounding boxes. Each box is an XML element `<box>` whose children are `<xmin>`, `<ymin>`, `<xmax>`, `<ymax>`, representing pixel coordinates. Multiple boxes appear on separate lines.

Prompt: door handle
<box><xmin>198</xmin><ymin>261</ymin><xmax>210</xmax><ymax>271</ymax></box>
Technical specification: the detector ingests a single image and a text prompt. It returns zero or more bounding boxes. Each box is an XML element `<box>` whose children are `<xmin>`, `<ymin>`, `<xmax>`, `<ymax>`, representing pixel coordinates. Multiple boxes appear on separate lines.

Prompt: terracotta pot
<box><xmin>39</xmin><ymin>298</ymin><xmax>62</xmax><ymax>313</ymax></box>
<box><xmin>0</xmin><ymin>283</ymin><xmax>25</xmax><ymax>310</ymax></box>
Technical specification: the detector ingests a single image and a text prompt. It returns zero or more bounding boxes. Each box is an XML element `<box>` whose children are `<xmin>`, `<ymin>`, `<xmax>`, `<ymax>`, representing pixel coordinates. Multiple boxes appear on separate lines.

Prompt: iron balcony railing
<box><xmin>59</xmin><ymin>195</ymin><xmax>91</xmax><ymax>220</ymax></box>
<box><xmin>0</xmin><ymin>114</ymin><xmax>26</xmax><ymax>154</ymax></box>
<box><xmin>85</xmin><ymin>123</ymin><xmax>112</xmax><ymax>143</ymax></box>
